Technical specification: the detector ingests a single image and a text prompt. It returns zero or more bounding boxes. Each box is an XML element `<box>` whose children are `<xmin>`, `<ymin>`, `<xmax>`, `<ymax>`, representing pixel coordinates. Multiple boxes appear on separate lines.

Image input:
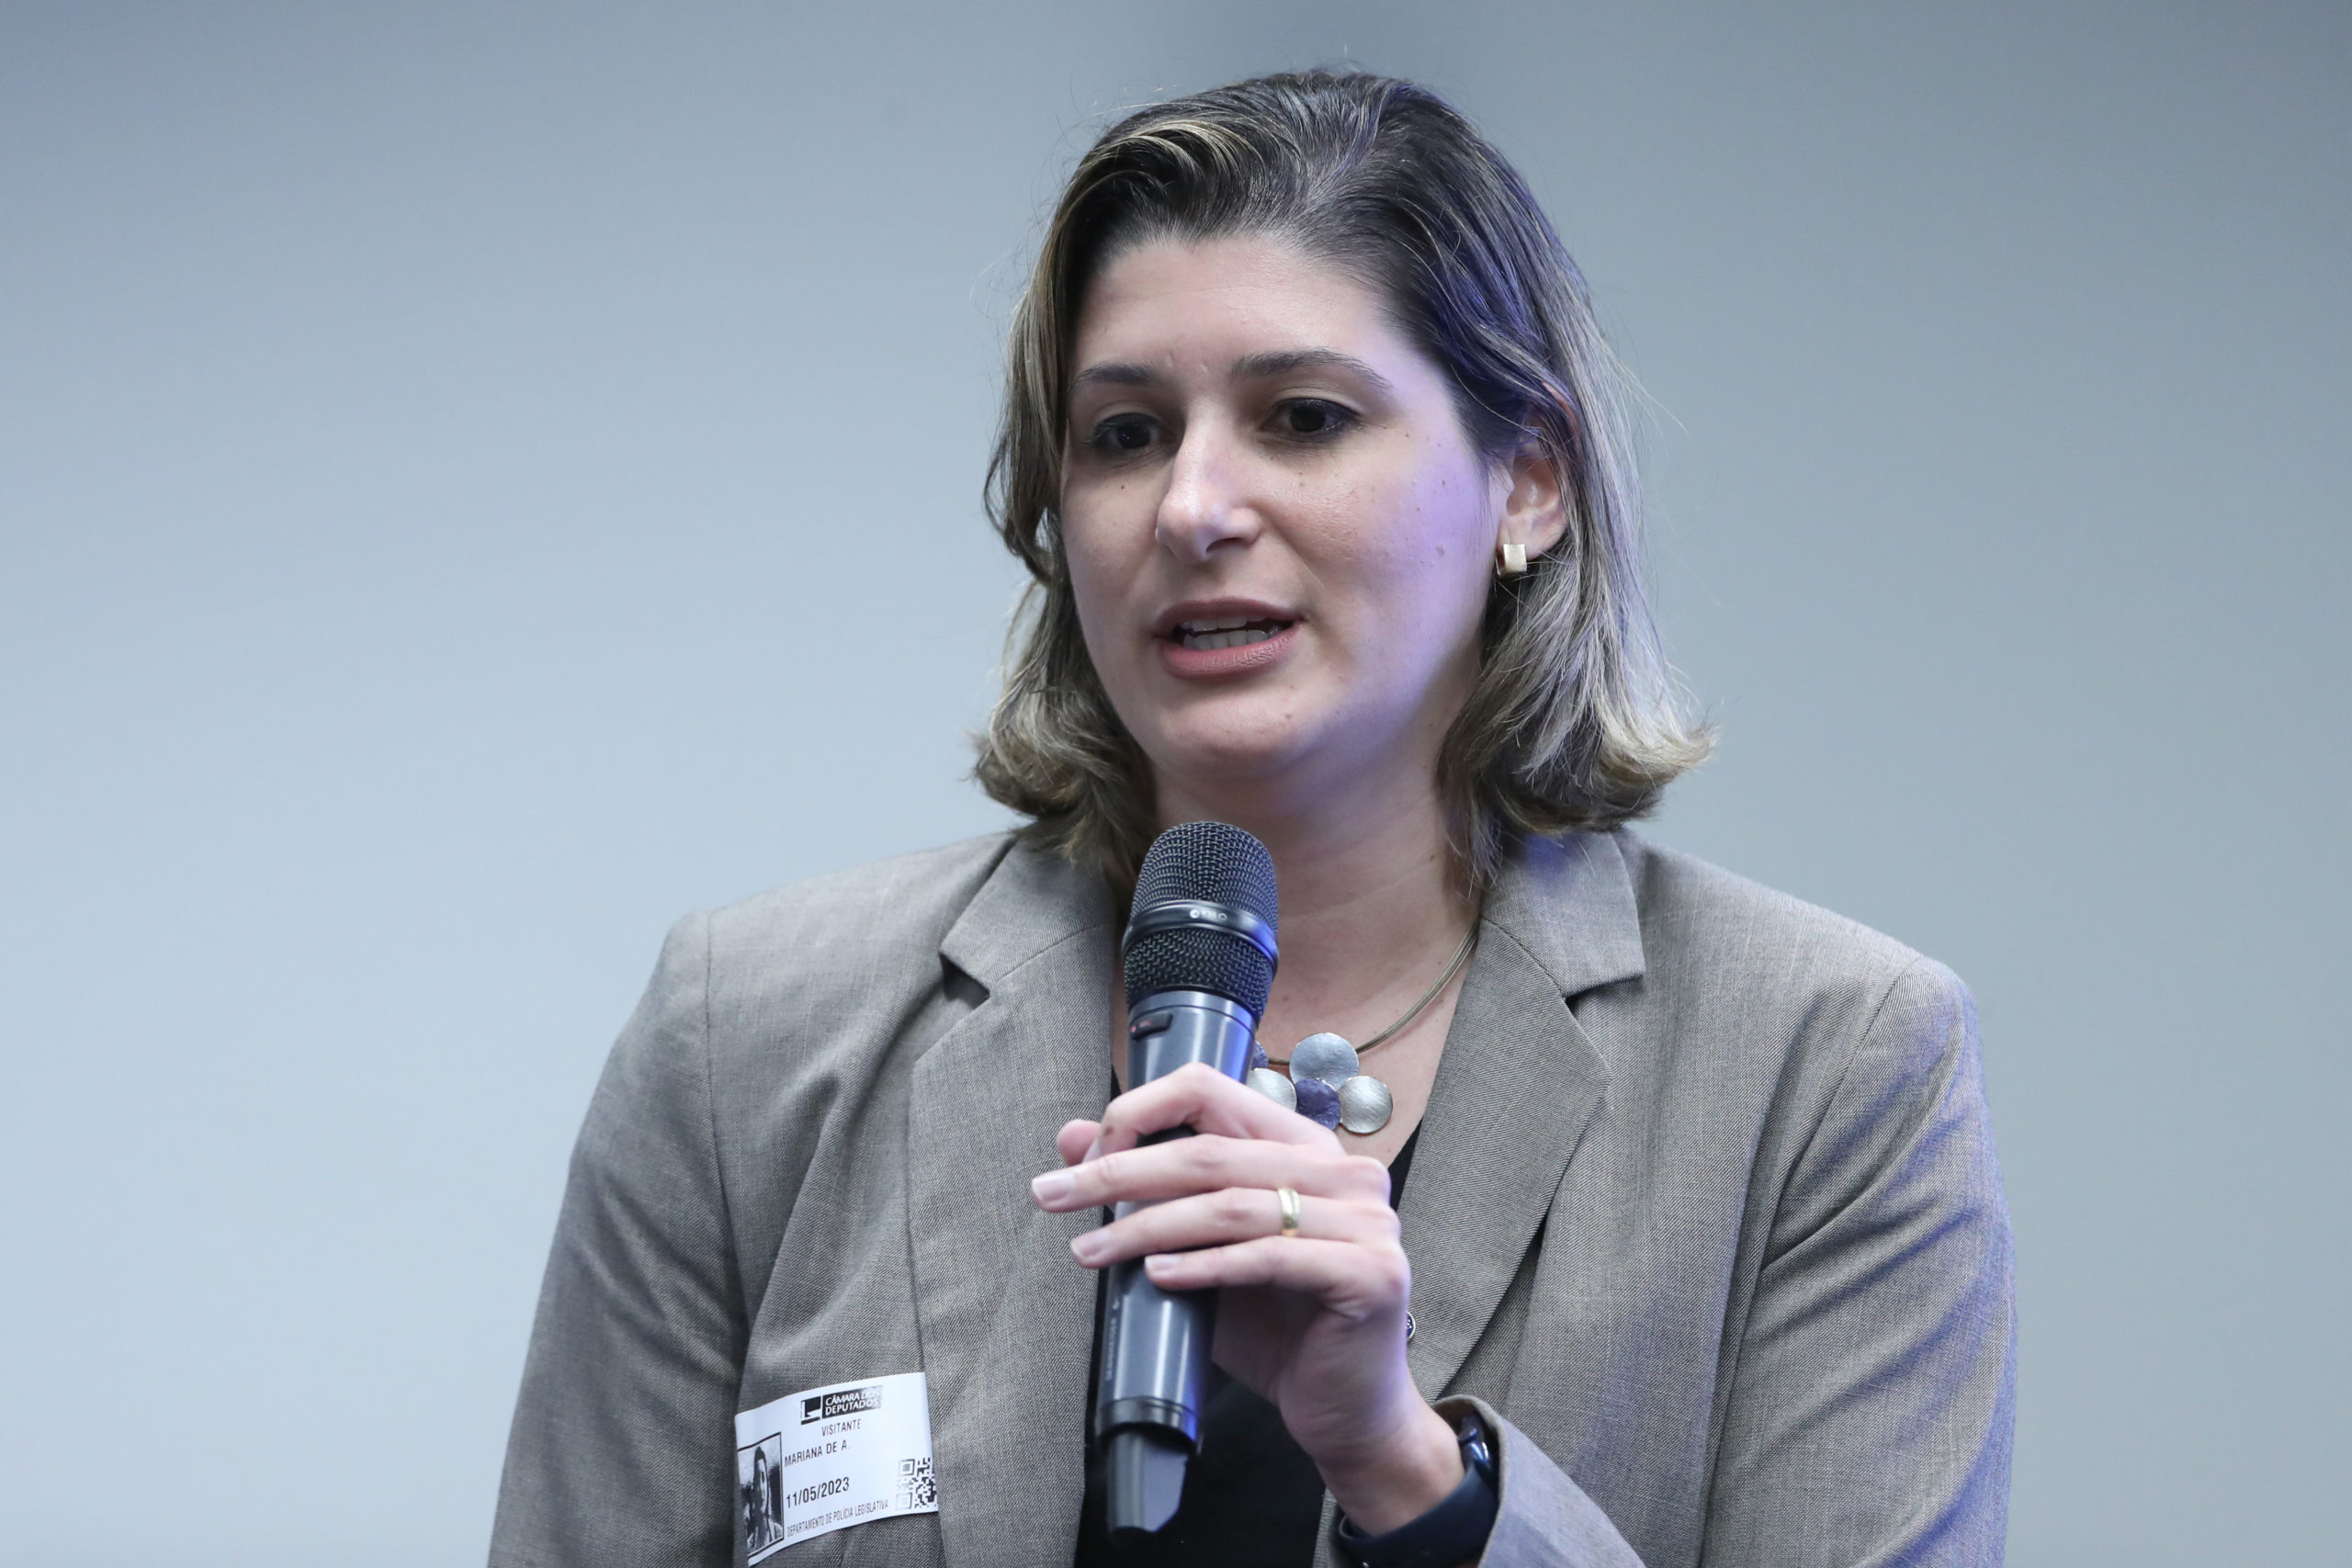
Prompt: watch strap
<box><xmin>1332</xmin><ymin>1405</ymin><xmax>1500</xmax><ymax>1568</ymax></box>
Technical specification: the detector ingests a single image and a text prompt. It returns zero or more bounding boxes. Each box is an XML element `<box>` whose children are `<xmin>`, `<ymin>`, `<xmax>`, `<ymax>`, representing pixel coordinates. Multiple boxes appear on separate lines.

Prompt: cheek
<box><xmin>1057</xmin><ymin>498</ymin><xmax>1146</xmax><ymax>667</ymax></box>
<box><xmin>1414</xmin><ymin>457</ymin><xmax>1504</xmax><ymax>614</ymax></box>
<box><xmin>1321</xmin><ymin>465</ymin><xmax>1494</xmax><ymax>655</ymax></box>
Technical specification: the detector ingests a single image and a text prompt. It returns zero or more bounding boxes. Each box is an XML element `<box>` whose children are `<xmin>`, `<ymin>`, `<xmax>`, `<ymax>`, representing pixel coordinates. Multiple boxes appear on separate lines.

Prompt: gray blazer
<box><xmin>491</xmin><ymin>829</ymin><xmax>2013</xmax><ymax>1567</ymax></box>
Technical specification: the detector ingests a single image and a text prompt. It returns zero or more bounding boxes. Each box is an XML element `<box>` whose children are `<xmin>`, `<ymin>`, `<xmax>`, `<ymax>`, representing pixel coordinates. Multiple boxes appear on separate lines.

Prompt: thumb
<box><xmin>1056</xmin><ymin>1118</ymin><xmax>1101</xmax><ymax>1167</ymax></box>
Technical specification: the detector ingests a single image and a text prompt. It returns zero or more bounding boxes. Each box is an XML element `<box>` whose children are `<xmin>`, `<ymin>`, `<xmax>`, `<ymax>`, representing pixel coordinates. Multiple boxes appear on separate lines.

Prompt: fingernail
<box><xmin>1144</xmin><ymin>1252</ymin><xmax>1176</xmax><ymax>1276</ymax></box>
<box><xmin>1070</xmin><ymin>1232</ymin><xmax>1105</xmax><ymax>1264</ymax></box>
<box><xmin>1031</xmin><ymin>1170</ymin><xmax>1076</xmax><ymax>1205</ymax></box>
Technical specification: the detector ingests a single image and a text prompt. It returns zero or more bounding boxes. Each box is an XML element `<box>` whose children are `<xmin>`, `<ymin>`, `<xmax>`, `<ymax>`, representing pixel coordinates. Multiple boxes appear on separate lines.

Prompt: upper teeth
<box><xmin>1179</xmin><ymin>618</ymin><xmax>1280</xmax><ymax>650</ymax></box>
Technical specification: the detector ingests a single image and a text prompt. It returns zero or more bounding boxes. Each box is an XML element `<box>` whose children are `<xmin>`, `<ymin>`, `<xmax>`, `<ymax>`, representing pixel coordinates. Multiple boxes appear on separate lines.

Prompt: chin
<box><xmin>1143</xmin><ymin>712</ymin><xmax>1319</xmax><ymax>794</ymax></box>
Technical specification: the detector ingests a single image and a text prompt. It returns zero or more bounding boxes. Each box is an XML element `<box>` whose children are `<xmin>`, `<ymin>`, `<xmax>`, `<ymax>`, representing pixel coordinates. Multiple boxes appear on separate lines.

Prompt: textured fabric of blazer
<box><xmin>490</xmin><ymin>828</ymin><xmax>2014</xmax><ymax>1567</ymax></box>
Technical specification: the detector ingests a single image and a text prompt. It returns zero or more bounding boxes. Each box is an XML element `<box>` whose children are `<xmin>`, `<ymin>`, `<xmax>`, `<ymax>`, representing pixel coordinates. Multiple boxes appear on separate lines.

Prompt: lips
<box><xmin>1170</xmin><ymin>615</ymin><xmax>1291</xmax><ymax>650</ymax></box>
<box><xmin>1152</xmin><ymin>600</ymin><xmax>1301</xmax><ymax>679</ymax></box>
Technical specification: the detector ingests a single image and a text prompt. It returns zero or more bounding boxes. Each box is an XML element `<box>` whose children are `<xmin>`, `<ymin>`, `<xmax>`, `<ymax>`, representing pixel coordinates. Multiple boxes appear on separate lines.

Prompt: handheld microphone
<box><xmin>1096</xmin><ymin>820</ymin><xmax>1279</xmax><ymax>1535</ymax></box>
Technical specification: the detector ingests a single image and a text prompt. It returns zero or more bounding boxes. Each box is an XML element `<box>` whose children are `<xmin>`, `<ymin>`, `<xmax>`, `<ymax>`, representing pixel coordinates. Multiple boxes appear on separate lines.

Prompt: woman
<box><xmin>491</xmin><ymin>72</ymin><xmax>2013</xmax><ymax>1568</ymax></box>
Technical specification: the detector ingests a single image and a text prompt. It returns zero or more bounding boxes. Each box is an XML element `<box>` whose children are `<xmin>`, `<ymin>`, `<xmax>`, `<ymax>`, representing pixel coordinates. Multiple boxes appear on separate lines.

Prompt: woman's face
<box><xmin>1059</xmin><ymin>232</ymin><xmax>1550</xmax><ymax>819</ymax></box>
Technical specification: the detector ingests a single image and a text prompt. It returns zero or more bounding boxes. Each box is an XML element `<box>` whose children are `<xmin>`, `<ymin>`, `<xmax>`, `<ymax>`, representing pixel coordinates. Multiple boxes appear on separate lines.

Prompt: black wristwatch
<box><xmin>1331</xmin><ymin>1406</ymin><xmax>1499</xmax><ymax>1568</ymax></box>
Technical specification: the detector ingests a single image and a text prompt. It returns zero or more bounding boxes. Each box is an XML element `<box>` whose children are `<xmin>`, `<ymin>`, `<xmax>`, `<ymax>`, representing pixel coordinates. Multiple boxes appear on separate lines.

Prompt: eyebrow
<box><xmin>1071</xmin><ymin>362</ymin><xmax>1159</xmax><ymax>389</ymax></box>
<box><xmin>1070</xmin><ymin>347</ymin><xmax>1398</xmax><ymax>397</ymax></box>
<box><xmin>1234</xmin><ymin>348</ymin><xmax>1396</xmax><ymax>395</ymax></box>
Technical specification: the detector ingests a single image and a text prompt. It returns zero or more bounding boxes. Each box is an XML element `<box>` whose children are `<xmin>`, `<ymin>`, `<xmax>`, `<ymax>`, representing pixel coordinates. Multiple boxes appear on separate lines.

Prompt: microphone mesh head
<box><xmin>1124</xmin><ymin>821</ymin><xmax>1278</xmax><ymax>1018</ymax></box>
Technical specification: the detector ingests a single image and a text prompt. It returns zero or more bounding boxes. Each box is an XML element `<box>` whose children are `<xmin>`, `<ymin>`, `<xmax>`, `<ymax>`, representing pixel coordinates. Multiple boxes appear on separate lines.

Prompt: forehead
<box><xmin>1070</xmin><ymin>233</ymin><xmax>1419</xmax><ymax>375</ymax></box>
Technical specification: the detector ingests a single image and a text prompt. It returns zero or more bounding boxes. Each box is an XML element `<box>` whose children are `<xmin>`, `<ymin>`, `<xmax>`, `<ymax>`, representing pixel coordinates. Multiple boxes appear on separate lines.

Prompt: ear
<box><xmin>1496</xmin><ymin>441</ymin><xmax>1570</xmax><ymax>568</ymax></box>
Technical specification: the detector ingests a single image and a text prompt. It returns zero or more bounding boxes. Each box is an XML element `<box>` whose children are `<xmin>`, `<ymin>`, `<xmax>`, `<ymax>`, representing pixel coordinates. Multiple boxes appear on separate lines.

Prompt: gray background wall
<box><xmin>2</xmin><ymin>3</ymin><xmax>2343</xmax><ymax>1562</ymax></box>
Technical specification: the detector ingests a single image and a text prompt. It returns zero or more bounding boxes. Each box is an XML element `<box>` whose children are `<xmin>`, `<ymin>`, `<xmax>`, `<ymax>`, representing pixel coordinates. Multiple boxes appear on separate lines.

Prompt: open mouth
<box><xmin>1171</xmin><ymin>616</ymin><xmax>1292</xmax><ymax>650</ymax></box>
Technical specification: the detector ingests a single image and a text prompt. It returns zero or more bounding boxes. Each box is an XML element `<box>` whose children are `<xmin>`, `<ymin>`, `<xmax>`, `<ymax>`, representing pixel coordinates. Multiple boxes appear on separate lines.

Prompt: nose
<box><xmin>1154</xmin><ymin>418</ymin><xmax>1260</xmax><ymax>563</ymax></box>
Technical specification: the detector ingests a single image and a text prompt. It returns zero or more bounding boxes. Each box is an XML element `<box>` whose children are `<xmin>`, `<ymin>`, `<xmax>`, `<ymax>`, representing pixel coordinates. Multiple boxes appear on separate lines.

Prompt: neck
<box><xmin>1153</xmin><ymin>760</ymin><xmax>1474</xmax><ymax>1049</ymax></box>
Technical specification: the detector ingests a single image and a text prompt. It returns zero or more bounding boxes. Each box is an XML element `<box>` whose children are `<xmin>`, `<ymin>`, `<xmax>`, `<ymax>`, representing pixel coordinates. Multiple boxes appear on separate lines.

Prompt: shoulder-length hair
<box><xmin>973</xmin><ymin>69</ymin><xmax>1709</xmax><ymax>891</ymax></box>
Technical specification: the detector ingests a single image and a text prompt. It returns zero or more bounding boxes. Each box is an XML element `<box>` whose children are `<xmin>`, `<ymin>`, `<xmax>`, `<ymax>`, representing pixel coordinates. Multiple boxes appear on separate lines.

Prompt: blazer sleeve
<box><xmin>490</xmin><ymin>912</ymin><xmax>746</xmax><ymax>1568</ymax></box>
<box><xmin>1466</xmin><ymin>957</ymin><xmax>2015</xmax><ymax>1568</ymax></box>
<box><xmin>1695</xmin><ymin>956</ymin><xmax>2014</xmax><ymax>1565</ymax></box>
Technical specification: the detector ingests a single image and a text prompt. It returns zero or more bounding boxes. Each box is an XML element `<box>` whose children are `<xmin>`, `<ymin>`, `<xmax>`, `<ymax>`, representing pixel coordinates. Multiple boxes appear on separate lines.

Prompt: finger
<box><xmin>1094</xmin><ymin>1061</ymin><xmax>1333</xmax><ymax>1155</ymax></box>
<box><xmin>1070</xmin><ymin>1185</ymin><xmax>1399</xmax><ymax>1268</ymax></box>
<box><xmin>1056</xmin><ymin>1119</ymin><xmax>1099</xmax><ymax>1168</ymax></box>
<box><xmin>1034</xmin><ymin>1134</ymin><xmax>1388</xmax><ymax>1213</ymax></box>
<box><xmin>1143</xmin><ymin>1235</ymin><xmax>1412</xmax><ymax>1320</ymax></box>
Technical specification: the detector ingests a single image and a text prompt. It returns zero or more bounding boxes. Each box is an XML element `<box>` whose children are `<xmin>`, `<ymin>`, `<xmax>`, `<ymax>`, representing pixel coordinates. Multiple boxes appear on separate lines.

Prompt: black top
<box><xmin>1072</xmin><ymin>1130</ymin><xmax>1422</xmax><ymax>1567</ymax></box>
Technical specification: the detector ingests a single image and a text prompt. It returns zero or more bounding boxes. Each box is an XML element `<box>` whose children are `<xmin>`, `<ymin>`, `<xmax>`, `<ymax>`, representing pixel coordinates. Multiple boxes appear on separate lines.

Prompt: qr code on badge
<box><xmin>895</xmin><ymin>1456</ymin><xmax>937</xmax><ymax>1510</ymax></box>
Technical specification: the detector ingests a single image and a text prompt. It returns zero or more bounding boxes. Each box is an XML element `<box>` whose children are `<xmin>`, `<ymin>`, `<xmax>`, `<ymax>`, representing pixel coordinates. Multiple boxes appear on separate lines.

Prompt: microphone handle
<box><xmin>1095</xmin><ymin>987</ymin><xmax>1257</xmax><ymax>1534</ymax></box>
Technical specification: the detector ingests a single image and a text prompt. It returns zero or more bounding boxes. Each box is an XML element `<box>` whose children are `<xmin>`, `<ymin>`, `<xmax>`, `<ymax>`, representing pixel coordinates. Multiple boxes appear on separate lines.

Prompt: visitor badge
<box><xmin>732</xmin><ymin>1371</ymin><xmax>937</xmax><ymax>1562</ymax></box>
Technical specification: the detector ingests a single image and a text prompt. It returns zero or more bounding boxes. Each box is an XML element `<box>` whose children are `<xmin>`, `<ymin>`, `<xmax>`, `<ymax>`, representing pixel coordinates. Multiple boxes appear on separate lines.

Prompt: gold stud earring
<box><xmin>1497</xmin><ymin>540</ymin><xmax>1529</xmax><ymax>578</ymax></box>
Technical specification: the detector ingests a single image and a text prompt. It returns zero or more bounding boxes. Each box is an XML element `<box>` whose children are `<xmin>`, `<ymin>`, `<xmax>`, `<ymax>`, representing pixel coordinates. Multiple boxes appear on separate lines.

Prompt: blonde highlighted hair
<box><xmin>974</xmin><ymin>70</ymin><xmax>1709</xmax><ymax>889</ymax></box>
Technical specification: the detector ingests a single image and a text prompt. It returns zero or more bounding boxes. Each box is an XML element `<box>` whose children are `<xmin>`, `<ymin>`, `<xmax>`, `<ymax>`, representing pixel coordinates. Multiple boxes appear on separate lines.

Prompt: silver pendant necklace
<box><xmin>1244</xmin><ymin>924</ymin><xmax>1478</xmax><ymax>1136</ymax></box>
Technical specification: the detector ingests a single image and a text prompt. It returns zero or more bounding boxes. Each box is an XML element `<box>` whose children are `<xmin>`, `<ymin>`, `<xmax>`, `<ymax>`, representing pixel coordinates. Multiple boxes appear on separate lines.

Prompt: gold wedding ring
<box><xmin>1275</xmin><ymin>1186</ymin><xmax>1303</xmax><ymax>1238</ymax></box>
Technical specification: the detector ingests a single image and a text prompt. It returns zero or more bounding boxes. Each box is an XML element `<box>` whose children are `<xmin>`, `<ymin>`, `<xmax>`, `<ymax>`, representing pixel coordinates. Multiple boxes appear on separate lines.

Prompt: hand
<box><xmin>1029</xmin><ymin>1062</ymin><xmax>1464</xmax><ymax>1533</ymax></box>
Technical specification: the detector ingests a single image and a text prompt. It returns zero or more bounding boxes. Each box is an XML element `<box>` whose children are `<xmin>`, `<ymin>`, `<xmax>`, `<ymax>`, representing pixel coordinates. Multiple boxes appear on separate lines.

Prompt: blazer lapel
<box><xmin>1400</xmin><ymin>831</ymin><xmax>1645</xmax><ymax>1399</ymax></box>
<box><xmin>907</xmin><ymin>843</ymin><xmax>1115</xmax><ymax>1568</ymax></box>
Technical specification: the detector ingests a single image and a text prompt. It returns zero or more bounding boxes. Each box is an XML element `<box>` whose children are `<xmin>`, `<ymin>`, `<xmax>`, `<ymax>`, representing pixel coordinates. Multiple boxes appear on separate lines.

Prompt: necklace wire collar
<box><xmin>1247</xmin><ymin>924</ymin><xmax>1478</xmax><ymax>1135</ymax></box>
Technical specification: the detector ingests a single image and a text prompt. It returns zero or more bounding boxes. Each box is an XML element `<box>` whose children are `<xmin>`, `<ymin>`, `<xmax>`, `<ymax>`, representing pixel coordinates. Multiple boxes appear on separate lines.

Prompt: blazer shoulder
<box><xmin>1605</xmin><ymin>834</ymin><xmax>1983</xmax><ymax>1193</ymax></box>
<box><xmin>695</xmin><ymin>830</ymin><xmax>1019</xmax><ymax>989</ymax></box>
<box><xmin>1613</xmin><ymin>829</ymin><xmax>1963</xmax><ymax>1011</ymax></box>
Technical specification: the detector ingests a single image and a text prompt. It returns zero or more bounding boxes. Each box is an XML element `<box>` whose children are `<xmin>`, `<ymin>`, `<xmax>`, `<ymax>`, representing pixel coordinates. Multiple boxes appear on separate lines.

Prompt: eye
<box><xmin>1087</xmin><ymin>413</ymin><xmax>1159</xmax><ymax>456</ymax></box>
<box><xmin>1272</xmin><ymin>399</ymin><xmax>1356</xmax><ymax>439</ymax></box>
